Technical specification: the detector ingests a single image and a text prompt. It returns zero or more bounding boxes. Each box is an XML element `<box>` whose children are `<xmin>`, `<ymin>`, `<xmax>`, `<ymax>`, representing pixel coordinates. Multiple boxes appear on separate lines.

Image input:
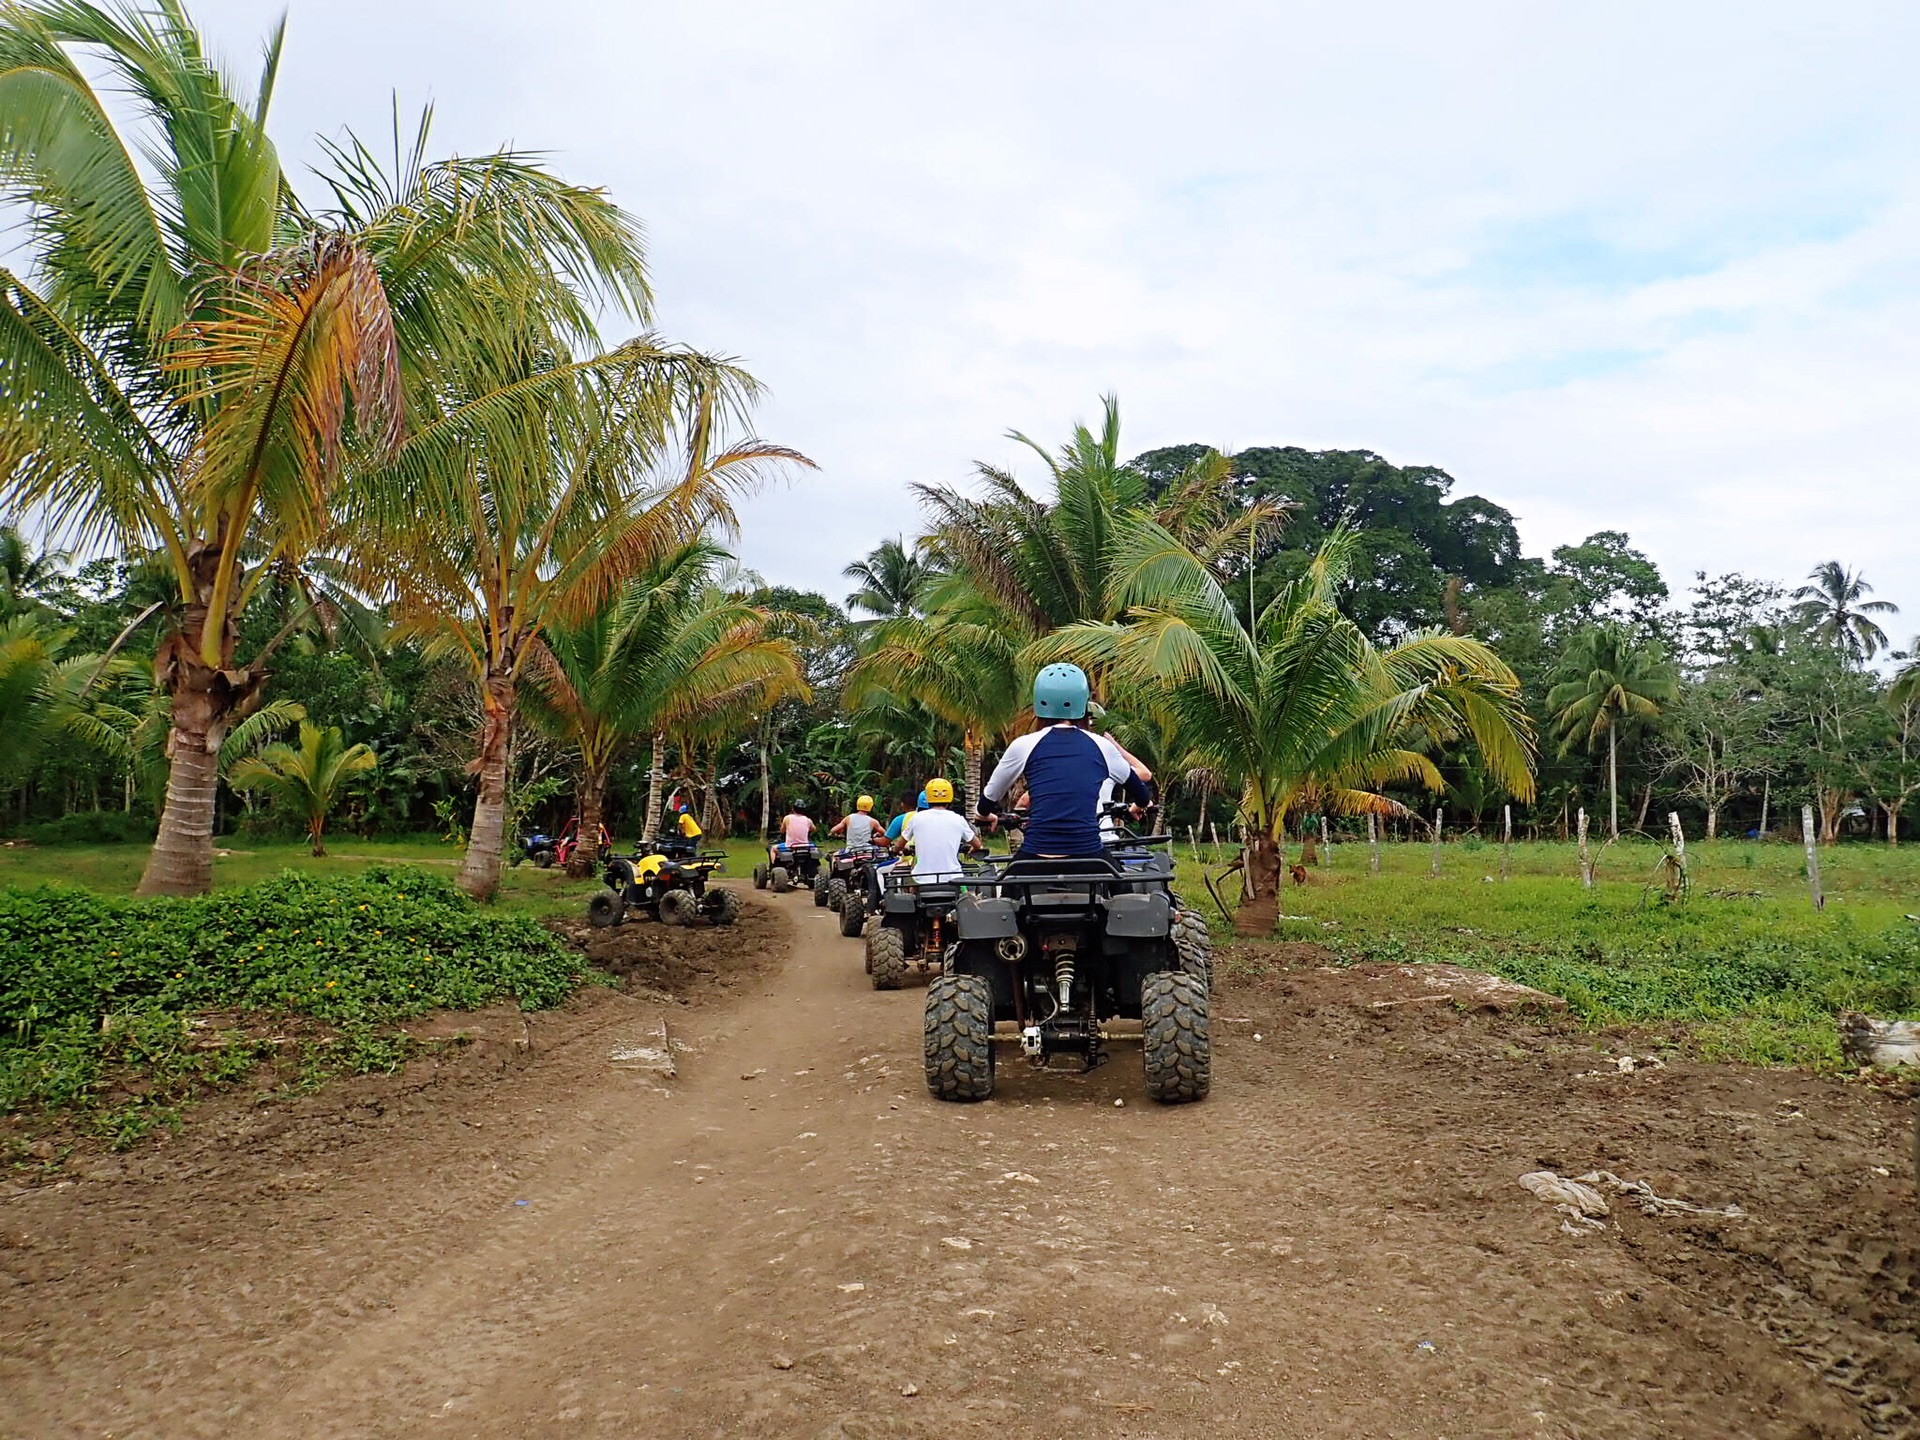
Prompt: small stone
<box><xmin>772</xmin><ymin>1355</ymin><xmax>794</xmax><ymax>1370</ymax></box>
<box><xmin>941</xmin><ymin>1236</ymin><xmax>973</xmax><ymax>1250</ymax></box>
<box><xmin>1113</xmin><ymin>1099</ymin><xmax>1125</xmax><ymax>1108</ymax></box>
<box><xmin>901</xmin><ymin>1383</ymin><xmax>920</xmax><ymax>1397</ymax></box>
<box><xmin>838</xmin><ymin>1281</ymin><xmax>866</xmax><ymax>1293</ymax></box>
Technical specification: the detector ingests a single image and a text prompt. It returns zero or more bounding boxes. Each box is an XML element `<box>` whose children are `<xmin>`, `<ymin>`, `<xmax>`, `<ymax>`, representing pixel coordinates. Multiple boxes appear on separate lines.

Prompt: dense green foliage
<box><xmin>1</xmin><ymin>866</ymin><xmax>586</xmax><ymax>1148</ymax></box>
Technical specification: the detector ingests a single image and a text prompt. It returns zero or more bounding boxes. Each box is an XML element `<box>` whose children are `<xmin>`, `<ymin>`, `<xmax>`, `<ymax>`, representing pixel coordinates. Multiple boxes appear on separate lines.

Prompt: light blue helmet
<box><xmin>916</xmin><ymin>789</ymin><xmax>929</xmax><ymax>808</ymax></box>
<box><xmin>1033</xmin><ymin>662</ymin><xmax>1091</xmax><ymax>720</ymax></box>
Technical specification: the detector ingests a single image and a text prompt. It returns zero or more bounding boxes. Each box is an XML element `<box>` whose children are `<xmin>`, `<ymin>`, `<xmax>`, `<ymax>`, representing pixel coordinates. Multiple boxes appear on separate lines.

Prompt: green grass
<box><xmin>1175</xmin><ymin>837</ymin><xmax>1920</xmax><ymax>1065</ymax></box>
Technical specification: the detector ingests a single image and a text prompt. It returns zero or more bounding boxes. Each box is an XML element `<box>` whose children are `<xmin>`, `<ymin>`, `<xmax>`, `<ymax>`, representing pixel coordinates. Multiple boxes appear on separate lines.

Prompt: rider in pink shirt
<box><xmin>770</xmin><ymin>804</ymin><xmax>814</xmax><ymax>866</ymax></box>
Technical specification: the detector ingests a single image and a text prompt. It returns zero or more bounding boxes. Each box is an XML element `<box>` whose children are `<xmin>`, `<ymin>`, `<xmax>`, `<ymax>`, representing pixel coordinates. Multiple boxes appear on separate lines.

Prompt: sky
<box><xmin>184</xmin><ymin>0</ymin><xmax>1919</xmax><ymax>634</ymax></box>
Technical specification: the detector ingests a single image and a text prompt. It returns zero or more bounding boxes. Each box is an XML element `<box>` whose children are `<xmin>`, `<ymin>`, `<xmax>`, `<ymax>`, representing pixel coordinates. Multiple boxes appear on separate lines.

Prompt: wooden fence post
<box><xmin>1802</xmin><ymin>804</ymin><xmax>1824</xmax><ymax>911</ymax></box>
<box><xmin>1368</xmin><ymin>813</ymin><xmax>1380</xmax><ymax>875</ymax></box>
<box><xmin>1319</xmin><ymin>814</ymin><xmax>1331</xmax><ymax>867</ymax></box>
<box><xmin>1501</xmin><ymin>804</ymin><xmax>1511</xmax><ymax>883</ymax></box>
<box><xmin>1668</xmin><ymin>811</ymin><xmax>1686</xmax><ymax>862</ymax></box>
<box><xmin>1577</xmin><ymin>808</ymin><xmax>1592</xmax><ymax>888</ymax></box>
<box><xmin>1208</xmin><ymin>820</ymin><xmax>1221</xmax><ymax>864</ymax></box>
<box><xmin>1430</xmin><ymin>807</ymin><xmax>1443</xmax><ymax>877</ymax></box>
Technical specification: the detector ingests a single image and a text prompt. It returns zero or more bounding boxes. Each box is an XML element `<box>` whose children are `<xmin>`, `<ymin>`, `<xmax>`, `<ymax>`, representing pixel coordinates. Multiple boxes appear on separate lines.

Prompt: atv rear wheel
<box><xmin>771</xmin><ymin>865</ymin><xmax>792</xmax><ymax>894</ymax></box>
<box><xmin>1141</xmin><ymin>970</ymin><xmax>1211</xmax><ymax>1103</ymax></box>
<box><xmin>1172</xmin><ymin>907</ymin><xmax>1214</xmax><ymax>992</ymax></box>
<box><xmin>868</xmin><ymin>926</ymin><xmax>908</xmax><ymax>989</ymax></box>
<box><xmin>839</xmin><ymin>891</ymin><xmax>867</xmax><ymax>938</ymax></box>
<box><xmin>812</xmin><ymin>874</ymin><xmax>831</xmax><ymax>907</ymax></box>
<box><xmin>659</xmin><ymin>889</ymin><xmax>699</xmax><ymax>926</ymax></box>
<box><xmin>586</xmin><ymin>890</ymin><xmax>626</xmax><ymax>928</ymax></box>
<box><xmin>532</xmin><ymin>847</ymin><xmax>555</xmax><ymax>869</ymax></box>
<box><xmin>827</xmin><ymin>877</ymin><xmax>847</xmax><ymax>912</ymax></box>
<box><xmin>924</xmin><ymin>974</ymin><xmax>994</xmax><ymax>1101</ymax></box>
<box><xmin>706</xmin><ymin>887</ymin><xmax>743</xmax><ymax>926</ymax></box>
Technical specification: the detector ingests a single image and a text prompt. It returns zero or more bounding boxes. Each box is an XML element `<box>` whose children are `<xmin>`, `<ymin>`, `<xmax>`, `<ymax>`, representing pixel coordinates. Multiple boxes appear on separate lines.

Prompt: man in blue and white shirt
<box><xmin>979</xmin><ymin>664</ymin><xmax>1152</xmax><ymax>859</ymax></box>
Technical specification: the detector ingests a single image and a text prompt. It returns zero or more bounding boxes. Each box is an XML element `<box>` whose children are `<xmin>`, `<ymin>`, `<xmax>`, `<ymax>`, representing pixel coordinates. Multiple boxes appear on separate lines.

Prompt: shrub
<box><xmin>0</xmin><ymin>867</ymin><xmax>588</xmax><ymax>1143</ymax></box>
<box><xmin>6</xmin><ymin>812</ymin><xmax>157</xmax><ymax>846</ymax></box>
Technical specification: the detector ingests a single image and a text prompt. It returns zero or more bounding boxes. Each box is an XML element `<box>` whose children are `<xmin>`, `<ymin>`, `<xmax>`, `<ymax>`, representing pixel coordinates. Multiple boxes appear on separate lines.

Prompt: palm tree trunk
<box><xmin>963</xmin><ymin>735</ymin><xmax>984</xmax><ymax>815</ymax></box>
<box><xmin>1235</xmin><ymin>831</ymin><xmax>1283</xmax><ymax>937</ymax></box>
<box><xmin>1633</xmin><ymin>782</ymin><xmax>1653</xmax><ymax>833</ymax></box>
<box><xmin>1607</xmin><ymin>726</ymin><xmax>1619</xmax><ymax>841</ymax></box>
<box><xmin>137</xmin><ymin>625</ymin><xmax>257</xmax><ymax>896</ymax></box>
<box><xmin>644</xmin><ymin>733</ymin><xmax>666</xmax><ymax>843</ymax></box>
<box><xmin>309</xmin><ymin>812</ymin><xmax>326</xmax><ymax>858</ymax></box>
<box><xmin>458</xmin><ymin>672</ymin><xmax>515</xmax><ymax>901</ymax></box>
<box><xmin>566</xmin><ymin>761</ymin><xmax>609</xmax><ymax>877</ymax></box>
<box><xmin>758</xmin><ymin>727</ymin><xmax>773</xmax><ymax>842</ymax></box>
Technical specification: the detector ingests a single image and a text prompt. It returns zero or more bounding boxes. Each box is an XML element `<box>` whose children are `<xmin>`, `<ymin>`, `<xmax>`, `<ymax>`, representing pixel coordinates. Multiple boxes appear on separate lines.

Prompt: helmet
<box><xmin>916</xmin><ymin>789</ymin><xmax>929</xmax><ymax>808</ymax></box>
<box><xmin>856</xmin><ymin>795</ymin><xmax>874</xmax><ymax>812</ymax></box>
<box><xmin>791</xmin><ymin>800</ymin><xmax>808</xmax><ymax>815</ymax></box>
<box><xmin>924</xmin><ymin>778</ymin><xmax>955</xmax><ymax>804</ymax></box>
<box><xmin>1033</xmin><ymin>662</ymin><xmax>1091</xmax><ymax>720</ymax></box>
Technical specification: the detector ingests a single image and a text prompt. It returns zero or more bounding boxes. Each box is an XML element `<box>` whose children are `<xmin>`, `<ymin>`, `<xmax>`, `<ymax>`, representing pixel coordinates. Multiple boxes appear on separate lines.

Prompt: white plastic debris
<box><xmin>837</xmin><ymin>1282</ymin><xmax>866</xmax><ymax>1293</ymax></box>
<box><xmin>1519</xmin><ymin>1169</ymin><xmax>1747</xmax><ymax>1233</ymax></box>
<box><xmin>941</xmin><ymin>1236</ymin><xmax>973</xmax><ymax>1250</ymax></box>
<box><xmin>1519</xmin><ymin>1171</ymin><xmax>1609</xmax><ymax>1216</ymax></box>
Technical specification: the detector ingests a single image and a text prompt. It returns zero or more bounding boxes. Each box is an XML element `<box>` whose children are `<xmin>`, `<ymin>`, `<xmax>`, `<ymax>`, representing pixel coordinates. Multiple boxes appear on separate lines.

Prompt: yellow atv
<box><xmin>587</xmin><ymin>845</ymin><xmax>740</xmax><ymax>928</ymax></box>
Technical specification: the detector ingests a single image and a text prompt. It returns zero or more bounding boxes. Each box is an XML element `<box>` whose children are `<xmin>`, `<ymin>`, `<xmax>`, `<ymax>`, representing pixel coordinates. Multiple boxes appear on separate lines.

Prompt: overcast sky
<box><xmin>192</xmin><ymin>0</ymin><xmax>1918</xmax><ymax>635</ymax></box>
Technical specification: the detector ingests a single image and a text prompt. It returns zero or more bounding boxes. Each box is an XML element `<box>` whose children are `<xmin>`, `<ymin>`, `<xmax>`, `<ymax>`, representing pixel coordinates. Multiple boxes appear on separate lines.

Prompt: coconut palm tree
<box><xmin>0</xmin><ymin>612</ymin><xmax>141</xmax><ymax>787</ymax></box>
<box><xmin>228</xmin><ymin>720</ymin><xmax>375</xmax><ymax>856</ymax></box>
<box><xmin>1043</xmin><ymin>524</ymin><xmax>1535</xmax><ymax>935</ymax></box>
<box><xmin>0</xmin><ymin>525</ymin><xmax>68</xmax><ymax>615</ymax></box>
<box><xmin>0</xmin><ymin>3</ymin><xmax>655</xmax><ymax>896</ymax></box>
<box><xmin>843</xmin><ymin>536</ymin><xmax>936</xmax><ymax>622</ymax></box>
<box><xmin>1546</xmin><ymin>625</ymin><xmax>1677</xmax><ymax>840</ymax></box>
<box><xmin>1892</xmin><ymin>639</ymin><xmax>1920</xmax><ymax>709</ymax></box>
<box><xmin>522</xmin><ymin>541</ymin><xmax>807</xmax><ymax>873</ymax></box>
<box><xmin>1792</xmin><ymin>561</ymin><xmax>1898</xmax><ymax>663</ymax></box>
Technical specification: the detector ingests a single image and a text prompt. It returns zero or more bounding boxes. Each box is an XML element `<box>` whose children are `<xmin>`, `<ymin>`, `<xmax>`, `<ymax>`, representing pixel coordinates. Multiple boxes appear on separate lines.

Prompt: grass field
<box><xmin>1173</xmin><ymin>836</ymin><xmax>1920</xmax><ymax>1065</ymax></box>
<box><xmin>5</xmin><ymin>832</ymin><xmax>1918</xmax><ymax>1067</ymax></box>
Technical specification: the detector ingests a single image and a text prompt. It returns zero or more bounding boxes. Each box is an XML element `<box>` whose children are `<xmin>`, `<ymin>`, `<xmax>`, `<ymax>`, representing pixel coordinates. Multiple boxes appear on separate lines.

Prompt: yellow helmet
<box><xmin>924</xmin><ymin>777</ymin><xmax>955</xmax><ymax>804</ymax></box>
<box><xmin>856</xmin><ymin>794</ymin><xmax>874</xmax><ymax>812</ymax></box>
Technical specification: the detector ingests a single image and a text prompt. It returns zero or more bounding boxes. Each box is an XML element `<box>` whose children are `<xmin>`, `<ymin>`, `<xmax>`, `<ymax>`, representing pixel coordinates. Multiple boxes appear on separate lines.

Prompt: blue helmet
<box><xmin>916</xmin><ymin>789</ymin><xmax>929</xmax><ymax>809</ymax></box>
<box><xmin>1033</xmin><ymin>662</ymin><xmax>1091</xmax><ymax>720</ymax></box>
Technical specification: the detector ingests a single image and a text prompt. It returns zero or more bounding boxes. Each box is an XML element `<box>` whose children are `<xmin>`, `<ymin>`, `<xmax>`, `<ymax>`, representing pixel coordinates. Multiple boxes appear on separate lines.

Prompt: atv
<box><xmin>865</xmin><ymin>861</ymin><xmax>988</xmax><ymax>990</ymax></box>
<box><xmin>552</xmin><ymin>816</ymin><xmax>611</xmax><ymax>872</ymax></box>
<box><xmin>752</xmin><ymin>842</ymin><xmax>822</xmax><ymax>896</ymax></box>
<box><xmin>922</xmin><ymin>809</ymin><xmax>1211</xmax><ymax>1105</ymax></box>
<box><xmin>823</xmin><ymin>844</ymin><xmax>880</xmax><ymax>917</ymax></box>
<box><xmin>514</xmin><ymin>830</ymin><xmax>558</xmax><ymax>868</ymax></box>
<box><xmin>587</xmin><ymin>844</ymin><xmax>740</xmax><ymax>928</ymax></box>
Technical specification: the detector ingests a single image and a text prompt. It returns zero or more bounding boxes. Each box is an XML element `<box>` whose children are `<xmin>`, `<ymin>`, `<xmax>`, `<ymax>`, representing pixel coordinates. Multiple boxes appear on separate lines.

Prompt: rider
<box><xmin>894</xmin><ymin>778</ymin><xmax>984</xmax><ymax>881</ymax></box>
<box><xmin>662</xmin><ymin>793</ymin><xmax>703</xmax><ymax>857</ymax></box>
<box><xmin>885</xmin><ymin>790</ymin><xmax>927</xmax><ymax>844</ymax></box>
<box><xmin>829</xmin><ymin>794</ymin><xmax>884</xmax><ymax>851</ymax></box>
<box><xmin>769</xmin><ymin>800</ymin><xmax>814</xmax><ymax>869</ymax></box>
<box><xmin>979</xmin><ymin>663</ymin><xmax>1152</xmax><ymax>859</ymax></box>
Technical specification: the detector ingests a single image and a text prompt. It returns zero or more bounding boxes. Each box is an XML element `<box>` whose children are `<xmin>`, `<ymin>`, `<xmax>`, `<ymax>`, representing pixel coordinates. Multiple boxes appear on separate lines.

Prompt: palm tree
<box><xmin>228</xmin><ymin>720</ymin><xmax>375</xmax><ymax>856</ymax></box>
<box><xmin>1792</xmin><ymin>561</ymin><xmax>1898</xmax><ymax>663</ymax></box>
<box><xmin>1044</xmin><ymin>524</ymin><xmax>1535</xmax><ymax>935</ymax></box>
<box><xmin>0</xmin><ymin>612</ymin><xmax>139</xmax><ymax>787</ymax></box>
<box><xmin>1546</xmin><ymin>625</ymin><xmax>1677</xmax><ymax>840</ymax></box>
<box><xmin>0</xmin><ymin>5</ymin><xmax>654</xmax><ymax>896</ymax></box>
<box><xmin>349</xmin><ymin>307</ymin><xmax>811</xmax><ymax>898</ymax></box>
<box><xmin>0</xmin><ymin>525</ymin><xmax>68</xmax><ymax>615</ymax></box>
<box><xmin>1892</xmin><ymin>639</ymin><xmax>1920</xmax><ymax>709</ymax></box>
<box><xmin>522</xmin><ymin>541</ymin><xmax>806</xmax><ymax>873</ymax></box>
<box><xmin>843</xmin><ymin>537</ymin><xmax>936</xmax><ymax>621</ymax></box>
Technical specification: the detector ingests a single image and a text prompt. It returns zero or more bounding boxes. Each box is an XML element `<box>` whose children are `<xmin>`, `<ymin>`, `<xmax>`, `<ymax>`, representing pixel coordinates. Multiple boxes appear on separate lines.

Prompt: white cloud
<box><xmin>181</xmin><ymin>0</ymin><xmax>1920</xmax><ymax>636</ymax></box>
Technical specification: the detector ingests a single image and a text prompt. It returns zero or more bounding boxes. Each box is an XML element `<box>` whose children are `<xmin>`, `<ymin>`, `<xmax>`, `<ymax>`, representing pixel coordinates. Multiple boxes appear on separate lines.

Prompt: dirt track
<box><xmin>4</xmin><ymin>887</ymin><xmax>1917</xmax><ymax>1439</ymax></box>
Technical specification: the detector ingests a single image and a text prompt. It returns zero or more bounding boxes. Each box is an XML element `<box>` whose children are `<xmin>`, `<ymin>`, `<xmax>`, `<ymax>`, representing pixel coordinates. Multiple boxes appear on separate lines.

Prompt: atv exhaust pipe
<box><xmin>994</xmin><ymin>935</ymin><xmax>1028</xmax><ymax>964</ymax></box>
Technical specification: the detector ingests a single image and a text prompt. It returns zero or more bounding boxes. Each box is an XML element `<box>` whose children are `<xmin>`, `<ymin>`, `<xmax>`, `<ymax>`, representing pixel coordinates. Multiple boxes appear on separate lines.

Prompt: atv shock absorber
<box><xmin>1053</xmin><ymin>950</ymin><xmax>1075</xmax><ymax>1010</ymax></box>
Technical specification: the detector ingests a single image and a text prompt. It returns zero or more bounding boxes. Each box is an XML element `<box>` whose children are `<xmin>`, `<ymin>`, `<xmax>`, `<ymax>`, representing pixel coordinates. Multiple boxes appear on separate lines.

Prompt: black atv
<box><xmin>587</xmin><ymin>843</ymin><xmax>740</xmax><ymax>928</ymax></box>
<box><xmin>864</xmin><ymin>861</ymin><xmax>991</xmax><ymax>990</ymax></box>
<box><xmin>824</xmin><ymin>846</ymin><xmax>882</xmax><ymax>927</ymax></box>
<box><xmin>752</xmin><ymin>842</ymin><xmax>822</xmax><ymax>896</ymax></box>
<box><xmin>922</xmin><ymin>812</ymin><xmax>1210</xmax><ymax>1105</ymax></box>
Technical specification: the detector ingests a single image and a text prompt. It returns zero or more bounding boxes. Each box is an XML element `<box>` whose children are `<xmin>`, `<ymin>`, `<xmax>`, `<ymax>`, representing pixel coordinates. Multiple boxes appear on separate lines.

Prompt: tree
<box><xmin>842</xmin><ymin>536</ymin><xmax>937</xmax><ymax>622</ymax></box>
<box><xmin>1892</xmin><ymin>639</ymin><xmax>1920</xmax><ymax>710</ymax></box>
<box><xmin>0</xmin><ymin>612</ymin><xmax>136</xmax><ymax>788</ymax></box>
<box><xmin>228</xmin><ymin>720</ymin><xmax>375</xmax><ymax>856</ymax></box>
<box><xmin>1792</xmin><ymin>561</ymin><xmax>1897</xmax><ymax>663</ymax></box>
<box><xmin>522</xmin><ymin>542</ymin><xmax>806</xmax><ymax>873</ymax></box>
<box><xmin>1651</xmin><ymin>670</ymin><xmax>1771</xmax><ymax>839</ymax></box>
<box><xmin>1546</xmin><ymin>625</ymin><xmax>1677</xmax><ymax>840</ymax></box>
<box><xmin>1043</xmin><ymin>524</ymin><xmax>1535</xmax><ymax>935</ymax></box>
<box><xmin>1859</xmin><ymin>691</ymin><xmax>1920</xmax><ymax>845</ymax></box>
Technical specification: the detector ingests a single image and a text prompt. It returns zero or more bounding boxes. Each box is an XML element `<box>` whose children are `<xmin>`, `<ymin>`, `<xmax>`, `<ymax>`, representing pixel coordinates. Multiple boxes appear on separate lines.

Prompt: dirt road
<box><xmin>4</xmin><ymin>888</ymin><xmax>1917</xmax><ymax>1439</ymax></box>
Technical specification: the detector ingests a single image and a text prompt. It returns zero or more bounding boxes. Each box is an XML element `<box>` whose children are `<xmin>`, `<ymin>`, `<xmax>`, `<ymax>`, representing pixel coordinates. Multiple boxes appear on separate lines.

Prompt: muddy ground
<box><xmin>2</xmin><ymin>886</ymin><xmax>1916</xmax><ymax>1439</ymax></box>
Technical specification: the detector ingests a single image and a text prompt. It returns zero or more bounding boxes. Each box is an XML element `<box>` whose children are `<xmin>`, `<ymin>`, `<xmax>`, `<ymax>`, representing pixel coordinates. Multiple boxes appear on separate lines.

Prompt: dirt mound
<box><xmin>548</xmin><ymin>881</ymin><xmax>782</xmax><ymax>1000</ymax></box>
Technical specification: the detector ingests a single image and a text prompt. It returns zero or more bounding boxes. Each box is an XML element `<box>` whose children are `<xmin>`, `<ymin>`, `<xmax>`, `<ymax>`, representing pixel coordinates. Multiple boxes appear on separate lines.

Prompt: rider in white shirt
<box><xmin>895</xmin><ymin>778</ymin><xmax>981</xmax><ymax>882</ymax></box>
